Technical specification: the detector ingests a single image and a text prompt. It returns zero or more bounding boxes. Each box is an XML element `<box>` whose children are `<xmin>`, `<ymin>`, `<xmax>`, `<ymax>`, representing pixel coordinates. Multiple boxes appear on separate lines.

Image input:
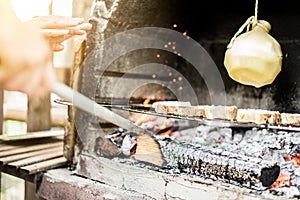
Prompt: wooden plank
<box><xmin>27</xmin><ymin>93</ymin><xmax>51</xmax><ymax>132</ymax></box>
<box><xmin>0</xmin><ymin>144</ymin><xmax>26</xmax><ymax>152</ymax></box>
<box><xmin>9</xmin><ymin>149</ymin><xmax>63</xmax><ymax>168</ymax></box>
<box><xmin>21</xmin><ymin>157</ymin><xmax>67</xmax><ymax>175</ymax></box>
<box><xmin>4</xmin><ymin>107</ymin><xmax>67</xmax><ymax>127</ymax></box>
<box><xmin>25</xmin><ymin>181</ymin><xmax>43</xmax><ymax>200</ymax></box>
<box><xmin>0</xmin><ymin>142</ymin><xmax>62</xmax><ymax>158</ymax></box>
<box><xmin>0</xmin><ymin>146</ymin><xmax>63</xmax><ymax>164</ymax></box>
<box><xmin>0</xmin><ymin>87</ymin><xmax>3</xmax><ymax>134</ymax></box>
<box><xmin>0</xmin><ymin>129</ymin><xmax>64</xmax><ymax>141</ymax></box>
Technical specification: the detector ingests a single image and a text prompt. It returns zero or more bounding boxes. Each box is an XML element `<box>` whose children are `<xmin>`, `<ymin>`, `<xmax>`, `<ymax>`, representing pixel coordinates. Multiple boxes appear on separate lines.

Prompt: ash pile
<box><xmin>174</xmin><ymin>126</ymin><xmax>300</xmax><ymax>198</ymax></box>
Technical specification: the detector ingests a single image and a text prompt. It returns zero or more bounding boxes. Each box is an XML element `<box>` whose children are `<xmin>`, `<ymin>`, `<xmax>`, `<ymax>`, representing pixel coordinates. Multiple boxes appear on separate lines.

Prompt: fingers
<box><xmin>51</xmin><ymin>43</ymin><xmax>65</xmax><ymax>52</ymax></box>
<box><xmin>40</xmin><ymin>22</ymin><xmax>92</xmax><ymax>37</ymax></box>
<box><xmin>30</xmin><ymin>15</ymin><xmax>85</xmax><ymax>29</ymax></box>
<box><xmin>68</xmin><ymin>26</ymin><xmax>87</xmax><ymax>35</ymax></box>
<box><xmin>73</xmin><ymin>23</ymin><xmax>93</xmax><ymax>32</ymax></box>
<box><xmin>40</xmin><ymin>29</ymin><xmax>70</xmax><ymax>37</ymax></box>
<box><xmin>45</xmin><ymin>34</ymin><xmax>71</xmax><ymax>51</ymax></box>
<box><xmin>27</xmin><ymin>16</ymin><xmax>92</xmax><ymax>53</ymax></box>
<box><xmin>40</xmin><ymin>22</ymin><xmax>92</xmax><ymax>52</ymax></box>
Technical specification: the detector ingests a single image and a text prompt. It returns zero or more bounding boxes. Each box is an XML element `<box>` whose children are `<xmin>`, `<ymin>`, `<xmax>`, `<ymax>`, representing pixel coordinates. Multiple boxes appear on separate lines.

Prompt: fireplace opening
<box><xmin>63</xmin><ymin>0</ymin><xmax>300</xmax><ymax>199</ymax></box>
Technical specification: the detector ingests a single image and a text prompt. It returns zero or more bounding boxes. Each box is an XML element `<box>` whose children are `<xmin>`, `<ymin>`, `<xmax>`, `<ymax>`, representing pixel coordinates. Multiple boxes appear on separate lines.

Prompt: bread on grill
<box><xmin>152</xmin><ymin>101</ymin><xmax>205</xmax><ymax>118</ymax></box>
<box><xmin>201</xmin><ymin>105</ymin><xmax>238</xmax><ymax>121</ymax></box>
<box><xmin>280</xmin><ymin>113</ymin><xmax>300</xmax><ymax>126</ymax></box>
<box><xmin>236</xmin><ymin>108</ymin><xmax>281</xmax><ymax>125</ymax></box>
<box><xmin>151</xmin><ymin>101</ymin><xmax>300</xmax><ymax>127</ymax></box>
<box><xmin>152</xmin><ymin>101</ymin><xmax>237</xmax><ymax>120</ymax></box>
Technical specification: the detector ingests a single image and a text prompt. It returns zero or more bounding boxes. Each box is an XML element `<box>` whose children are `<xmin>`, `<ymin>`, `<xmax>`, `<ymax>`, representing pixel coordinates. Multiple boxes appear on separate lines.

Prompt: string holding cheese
<box><xmin>223</xmin><ymin>0</ymin><xmax>283</xmax><ymax>88</ymax></box>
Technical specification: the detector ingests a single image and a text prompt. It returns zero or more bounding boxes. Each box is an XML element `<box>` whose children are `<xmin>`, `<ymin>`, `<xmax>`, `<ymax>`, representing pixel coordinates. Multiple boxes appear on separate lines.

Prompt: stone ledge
<box><xmin>38</xmin><ymin>168</ymin><xmax>152</xmax><ymax>200</ymax></box>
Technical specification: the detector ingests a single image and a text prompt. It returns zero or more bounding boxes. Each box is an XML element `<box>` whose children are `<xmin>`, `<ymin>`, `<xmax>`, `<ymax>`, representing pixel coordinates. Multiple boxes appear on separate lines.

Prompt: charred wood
<box><xmin>157</xmin><ymin>137</ymin><xmax>280</xmax><ymax>188</ymax></box>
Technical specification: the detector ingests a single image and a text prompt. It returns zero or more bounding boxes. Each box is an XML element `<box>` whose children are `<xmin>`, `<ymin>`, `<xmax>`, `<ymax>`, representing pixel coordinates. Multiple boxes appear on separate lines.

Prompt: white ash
<box><xmin>121</xmin><ymin>134</ymin><xmax>136</xmax><ymax>156</ymax></box>
<box><xmin>172</xmin><ymin>125</ymin><xmax>300</xmax><ymax>198</ymax></box>
<box><xmin>294</xmin><ymin>167</ymin><xmax>300</xmax><ymax>176</ymax></box>
<box><xmin>271</xmin><ymin>186</ymin><xmax>300</xmax><ymax>198</ymax></box>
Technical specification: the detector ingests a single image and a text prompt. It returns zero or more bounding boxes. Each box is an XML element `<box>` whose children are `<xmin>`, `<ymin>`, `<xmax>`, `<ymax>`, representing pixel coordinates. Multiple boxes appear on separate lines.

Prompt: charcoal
<box><xmin>157</xmin><ymin>137</ymin><xmax>280</xmax><ymax>188</ymax></box>
<box><xmin>94</xmin><ymin>137</ymin><xmax>121</xmax><ymax>157</ymax></box>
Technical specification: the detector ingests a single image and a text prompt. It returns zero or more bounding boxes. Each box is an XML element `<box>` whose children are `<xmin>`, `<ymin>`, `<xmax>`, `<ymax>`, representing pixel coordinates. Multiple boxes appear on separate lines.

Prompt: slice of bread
<box><xmin>152</xmin><ymin>101</ymin><xmax>205</xmax><ymax>117</ymax></box>
<box><xmin>237</xmin><ymin>108</ymin><xmax>281</xmax><ymax>125</ymax></box>
<box><xmin>152</xmin><ymin>101</ymin><xmax>300</xmax><ymax>126</ymax></box>
<box><xmin>280</xmin><ymin>113</ymin><xmax>300</xmax><ymax>126</ymax></box>
<box><xmin>152</xmin><ymin>101</ymin><xmax>237</xmax><ymax>120</ymax></box>
<box><xmin>197</xmin><ymin>105</ymin><xmax>238</xmax><ymax>121</ymax></box>
<box><xmin>152</xmin><ymin>101</ymin><xmax>191</xmax><ymax>114</ymax></box>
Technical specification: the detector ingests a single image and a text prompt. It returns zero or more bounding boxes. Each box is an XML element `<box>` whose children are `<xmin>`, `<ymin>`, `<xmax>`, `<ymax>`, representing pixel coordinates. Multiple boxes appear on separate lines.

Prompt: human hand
<box><xmin>25</xmin><ymin>15</ymin><xmax>92</xmax><ymax>52</ymax></box>
<box><xmin>0</xmin><ymin>20</ymin><xmax>55</xmax><ymax>98</ymax></box>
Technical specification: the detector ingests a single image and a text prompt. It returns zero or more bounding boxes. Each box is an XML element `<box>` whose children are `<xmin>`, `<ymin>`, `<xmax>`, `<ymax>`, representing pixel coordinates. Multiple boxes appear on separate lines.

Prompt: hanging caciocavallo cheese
<box><xmin>223</xmin><ymin>0</ymin><xmax>283</xmax><ymax>88</ymax></box>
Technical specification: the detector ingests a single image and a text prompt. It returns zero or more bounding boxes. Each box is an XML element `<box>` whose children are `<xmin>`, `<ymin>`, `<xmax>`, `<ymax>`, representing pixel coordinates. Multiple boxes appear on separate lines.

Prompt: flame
<box><xmin>158</xmin><ymin>128</ymin><xmax>174</xmax><ymax>136</ymax></box>
<box><xmin>132</xmin><ymin>98</ymin><xmax>157</xmax><ymax>126</ymax></box>
<box><xmin>159</xmin><ymin>118</ymin><xmax>174</xmax><ymax>129</ymax></box>
<box><xmin>134</xmin><ymin>114</ymin><xmax>154</xmax><ymax>126</ymax></box>
<box><xmin>143</xmin><ymin>98</ymin><xmax>152</xmax><ymax>106</ymax></box>
<box><xmin>156</xmin><ymin>118</ymin><xmax>176</xmax><ymax>136</ymax></box>
<box><xmin>131</xmin><ymin>98</ymin><xmax>178</xmax><ymax>137</ymax></box>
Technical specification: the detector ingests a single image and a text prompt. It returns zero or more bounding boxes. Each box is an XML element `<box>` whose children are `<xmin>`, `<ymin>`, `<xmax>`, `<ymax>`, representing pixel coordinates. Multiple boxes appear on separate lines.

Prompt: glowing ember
<box><xmin>270</xmin><ymin>172</ymin><xmax>291</xmax><ymax>189</ymax></box>
<box><xmin>284</xmin><ymin>153</ymin><xmax>300</xmax><ymax>168</ymax></box>
<box><xmin>134</xmin><ymin>114</ymin><xmax>155</xmax><ymax>126</ymax></box>
<box><xmin>292</xmin><ymin>154</ymin><xmax>300</xmax><ymax>168</ymax></box>
<box><xmin>157</xmin><ymin>118</ymin><xmax>176</xmax><ymax>135</ymax></box>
